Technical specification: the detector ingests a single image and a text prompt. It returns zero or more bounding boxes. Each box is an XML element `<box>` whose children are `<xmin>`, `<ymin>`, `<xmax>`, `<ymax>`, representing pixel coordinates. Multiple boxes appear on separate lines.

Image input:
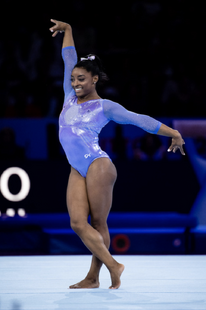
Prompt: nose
<box><xmin>73</xmin><ymin>80</ymin><xmax>80</xmax><ymax>88</ymax></box>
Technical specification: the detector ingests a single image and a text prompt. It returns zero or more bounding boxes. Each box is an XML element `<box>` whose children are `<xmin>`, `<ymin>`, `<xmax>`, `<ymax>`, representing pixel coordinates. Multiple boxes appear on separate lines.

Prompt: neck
<box><xmin>77</xmin><ymin>90</ymin><xmax>100</xmax><ymax>104</ymax></box>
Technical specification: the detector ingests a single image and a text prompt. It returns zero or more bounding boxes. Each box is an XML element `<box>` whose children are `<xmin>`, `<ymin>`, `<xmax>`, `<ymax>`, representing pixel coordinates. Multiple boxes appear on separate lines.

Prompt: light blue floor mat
<box><xmin>0</xmin><ymin>255</ymin><xmax>206</xmax><ymax>310</ymax></box>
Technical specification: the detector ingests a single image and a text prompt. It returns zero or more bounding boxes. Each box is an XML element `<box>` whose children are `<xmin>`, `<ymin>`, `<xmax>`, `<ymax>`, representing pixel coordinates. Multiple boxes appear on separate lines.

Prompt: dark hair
<box><xmin>74</xmin><ymin>54</ymin><xmax>109</xmax><ymax>85</ymax></box>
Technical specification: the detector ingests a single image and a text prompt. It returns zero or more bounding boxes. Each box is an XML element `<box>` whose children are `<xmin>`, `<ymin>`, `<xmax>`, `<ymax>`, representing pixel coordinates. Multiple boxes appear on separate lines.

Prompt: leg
<box><xmin>85</xmin><ymin>158</ymin><xmax>124</xmax><ymax>289</ymax></box>
<box><xmin>85</xmin><ymin>158</ymin><xmax>117</xmax><ymax>281</ymax></box>
<box><xmin>70</xmin><ymin>221</ymin><xmax>110</xmax><ymax>288</ymax></box>
<box><xmin>70</xmin><ymin>158</ymin><xmax>116</xmax><ymax>288</ymax></box>
<box><xmin>67</xmin><ymin>162</ymin><xmax>124</xmax><ymax>289</ymax></box>
<box><xmin>67</xmin><ymin>167</ymin><xmax>100</xmax><ymax>289</ymax></box>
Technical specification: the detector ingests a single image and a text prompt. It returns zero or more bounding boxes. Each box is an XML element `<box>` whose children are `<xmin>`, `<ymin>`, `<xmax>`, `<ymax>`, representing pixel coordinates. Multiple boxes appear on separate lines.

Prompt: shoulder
<box><xmin>101</xmin><ymin>99</ymin><xmax>120</xmax><ymax>120</ymax></box>
<box><xmin>102</xmin><ymin>99</ymin><xmax>116</xmax><ymax>109</ymax></box>
<box><xmin>102</xmin><ymin>99</ymin><xmax>125</xmax><ymax>112</ymax></box>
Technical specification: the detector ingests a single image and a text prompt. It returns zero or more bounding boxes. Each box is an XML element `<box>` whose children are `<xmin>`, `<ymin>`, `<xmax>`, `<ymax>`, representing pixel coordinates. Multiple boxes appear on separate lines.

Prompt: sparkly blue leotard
<box><xmin>59</xmin><ymin>46</ymin><xmax>162</xmax><ymax>177</ymax></box>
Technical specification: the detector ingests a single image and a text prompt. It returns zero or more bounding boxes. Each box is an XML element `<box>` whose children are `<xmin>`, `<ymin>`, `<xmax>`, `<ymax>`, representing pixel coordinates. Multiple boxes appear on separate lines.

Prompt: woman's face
<box><xmin>71</xmin><ymin>67</ymin><xmax>98</xmax><ymax>97</ymax></box>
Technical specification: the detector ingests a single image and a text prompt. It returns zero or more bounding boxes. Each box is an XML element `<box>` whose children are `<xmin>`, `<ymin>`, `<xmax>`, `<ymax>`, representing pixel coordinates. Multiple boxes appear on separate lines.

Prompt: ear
<box><xmin>93</xmin><ymin>75</ymin><xmax>99</xmax><ymax>84</ymax></box>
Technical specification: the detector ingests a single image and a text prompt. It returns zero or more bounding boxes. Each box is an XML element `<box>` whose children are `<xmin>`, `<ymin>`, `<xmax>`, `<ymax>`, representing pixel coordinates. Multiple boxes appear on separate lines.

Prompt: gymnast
<box><xmin>49</xmin><ymin>19</ymin><xmax>185</xmax><ymax>289</ymax></box>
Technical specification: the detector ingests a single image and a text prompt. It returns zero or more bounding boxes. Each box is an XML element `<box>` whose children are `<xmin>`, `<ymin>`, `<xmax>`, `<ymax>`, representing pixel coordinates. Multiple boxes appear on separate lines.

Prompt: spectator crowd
<box><xmin>1</xmin><ymin>0</ymin><xmax>206</xmax><ymax>118</ymax></box>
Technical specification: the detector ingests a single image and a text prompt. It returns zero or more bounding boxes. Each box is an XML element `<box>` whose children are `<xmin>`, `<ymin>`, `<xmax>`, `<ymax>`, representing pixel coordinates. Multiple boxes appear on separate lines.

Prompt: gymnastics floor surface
<box><xmin>0</xmin><ymin>255</ymin><xmax>206</xmax><ymax>310</ymax></box>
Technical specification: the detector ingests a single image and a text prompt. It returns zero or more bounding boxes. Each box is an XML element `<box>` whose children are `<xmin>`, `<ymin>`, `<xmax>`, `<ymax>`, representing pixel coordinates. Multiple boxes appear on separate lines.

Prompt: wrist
<box><xmin>172</xmin><ymin>130</ymin><xmax>181</xmax><ymax>139</ymax></box>
<box><xmin>157</xmin><ymin>124</ymin><xmax>181</xmax><ymax>138</ymax></box>
<box><xmin>64</xmin><ymin>24</ymin><xmax>72</xmax><ymax>31</ymax></box>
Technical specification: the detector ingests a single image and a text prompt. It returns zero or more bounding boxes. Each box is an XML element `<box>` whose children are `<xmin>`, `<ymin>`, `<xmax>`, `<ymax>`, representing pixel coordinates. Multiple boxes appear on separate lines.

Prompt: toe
<box><xmin>69</xmin><ymin>284</ymin><xmax>79</xmax><ymax>289</ymax></box>
<box><xmin>109</xmin><ymin>285</ymin><xmax>119</xmax><ymax>289</ymax></box>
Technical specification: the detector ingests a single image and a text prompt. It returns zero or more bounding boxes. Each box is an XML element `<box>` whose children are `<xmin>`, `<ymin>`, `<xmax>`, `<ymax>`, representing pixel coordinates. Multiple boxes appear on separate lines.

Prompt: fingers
<box><xmin>167</xmin><ymin>144</ymin><xmax>185</xmax><ymax>155</ymax></box>
<box><xmin>52</xmin><ymin>30</ymin><xmax>59</xmax><ymax>37</ymax></box>
<box><xmin>180</xmin><ymin>145</ymin><xmax>185</xmax><ymax>156</ymax></box>
<box><xmin>179</xmin><ymin>139</ymin><xmax>186</xmax><ymax>155</ymax></box>
<box><xmin>50</xmin><ymin>19</ymin><xmax>57</xmax><ymax>24</ymax></box>
<box><xmin>50</xmin><ymin>27</ymin><xmax>58</xmax><ymax>37</ymax></box>
<box><xmin>49</xmin><ymin>19</ymin><xmax>68</xmax><ymax>37</ymax></box>
<box><xmin>167</xmin><ymin>136</ymin><xmax>186</xmax><ymax>156</ymax></box>
<box><xmin>49</xmin><ymin>26</ymin><xmax>56</xmax><ymax>33</ymax></box>
<box><xmin>167</xmin><ymin>141</ymin><xmax>174</xmax><ymax>152</ymax></box>
<box><xmin>172</xmin><ymin>146</ymin><xmax>178</xmax><ymax>153</ymax></box>
<box><xmin>174</xmin><ymin>145</ymin><xmax>185</xmax><ymax>155</ymax></box>
<box><xmin>49</xmin><ymin>19</ymin><xmax>59</xmax><ymax>36</ymax></box>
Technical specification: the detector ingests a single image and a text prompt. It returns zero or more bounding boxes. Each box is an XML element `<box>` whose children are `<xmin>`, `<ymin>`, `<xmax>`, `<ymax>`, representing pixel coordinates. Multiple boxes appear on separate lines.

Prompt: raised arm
<box><xmin>103</xmin><ymin>99</ymin><xmax>185</xmax><ymax>155</ymax></box>
<box><xmin>50</xmin><ymin>19</ymin><xmax>77</xmax><ymax>101</ymax></box>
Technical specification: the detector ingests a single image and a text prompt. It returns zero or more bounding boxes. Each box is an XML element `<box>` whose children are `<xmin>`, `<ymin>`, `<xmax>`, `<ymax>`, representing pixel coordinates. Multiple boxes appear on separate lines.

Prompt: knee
<box><xmin>70</xmin><ymin>218</ymin><xmax>86</xmax><ymax>235</ymax></box>
<box><xmin>91</xmin><ymin>217</ymin><xmax>107</xmax><ymax>231</ymax></box>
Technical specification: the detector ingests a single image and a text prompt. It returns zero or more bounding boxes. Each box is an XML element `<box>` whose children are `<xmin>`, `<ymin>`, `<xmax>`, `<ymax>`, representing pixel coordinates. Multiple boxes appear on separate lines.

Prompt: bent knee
<box><xmin>70</xmin><ymin>219</ymin><xmax>87</xmax><ymax>234</ymax></box>
<box><xmin>91</xmin><ymin>218</ymin><xmax>107</xmax><ymax>230</ymax></box>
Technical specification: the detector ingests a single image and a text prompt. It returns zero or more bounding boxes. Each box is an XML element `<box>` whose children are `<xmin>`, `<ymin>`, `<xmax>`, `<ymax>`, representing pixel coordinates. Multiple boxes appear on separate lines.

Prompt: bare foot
<box><xmin>69</xmin><ymin>277</ymin><xmax>100</xmax><ymax>289</ymax></box>
<box><xmin>109</xmin><ymin>263</ymin><xmax>125</xmax><ymax>289</ymax></box>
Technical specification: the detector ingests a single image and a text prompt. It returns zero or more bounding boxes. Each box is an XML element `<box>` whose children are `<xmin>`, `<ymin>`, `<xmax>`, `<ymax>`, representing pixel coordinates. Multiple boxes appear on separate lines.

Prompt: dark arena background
<box><xmin>0</xmin><ymin>1</ymin><xmax>206</xmax><ymax>309</ymax></box>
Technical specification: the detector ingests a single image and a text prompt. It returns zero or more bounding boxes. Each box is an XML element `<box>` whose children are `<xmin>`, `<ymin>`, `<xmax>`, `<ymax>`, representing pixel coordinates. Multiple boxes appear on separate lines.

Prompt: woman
<box><xmin>49</xmin><ymin>19</ymin><xmax>185</xmax><ymax>289</ymax></box>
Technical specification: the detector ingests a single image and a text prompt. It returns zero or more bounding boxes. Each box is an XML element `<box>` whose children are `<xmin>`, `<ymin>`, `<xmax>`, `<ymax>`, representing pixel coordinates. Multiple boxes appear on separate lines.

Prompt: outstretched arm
<box><xmin>103</xmin><ymin>99</ymin><xmax>185</xmax><ymax>155</ymax></box>
<box><xmin>103</xmin><ymin>100</ymin><xmax>162</xmax><ymax>134</ymax></box>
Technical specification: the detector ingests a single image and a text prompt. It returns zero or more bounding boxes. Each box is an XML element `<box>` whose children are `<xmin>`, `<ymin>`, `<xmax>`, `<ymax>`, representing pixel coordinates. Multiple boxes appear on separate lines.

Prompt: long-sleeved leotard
<box><xmin>59</xmin><ymin>46</ymin><xmax>162</xmax><ymax>177</ymax></box>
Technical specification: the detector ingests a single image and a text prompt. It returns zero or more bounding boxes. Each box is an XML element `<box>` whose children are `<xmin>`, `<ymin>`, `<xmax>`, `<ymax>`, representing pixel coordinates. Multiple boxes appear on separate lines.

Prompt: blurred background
<box><xmin>0</xmin><ymin>0</ymin><xmax>206</xmax><ymax>256</ymax></box>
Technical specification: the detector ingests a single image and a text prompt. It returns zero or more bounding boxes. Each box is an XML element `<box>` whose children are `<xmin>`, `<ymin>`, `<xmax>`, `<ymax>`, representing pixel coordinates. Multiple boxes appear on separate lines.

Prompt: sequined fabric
<box><xmin>59</xmin><ymin>96</ymin><xmax>110</xmax><ymax>177</ymax></box>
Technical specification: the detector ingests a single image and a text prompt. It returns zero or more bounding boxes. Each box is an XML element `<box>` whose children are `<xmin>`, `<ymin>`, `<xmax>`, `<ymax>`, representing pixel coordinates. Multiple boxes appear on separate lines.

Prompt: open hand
<box><xmin>168</xmin><ymin>132</ymin><xmax>185</xmax><ymax>155</ymax></box>
<box><xmin>49</xmin><ymin>19</ymin><xmax>71</xmax><ymax>37</ymax></box>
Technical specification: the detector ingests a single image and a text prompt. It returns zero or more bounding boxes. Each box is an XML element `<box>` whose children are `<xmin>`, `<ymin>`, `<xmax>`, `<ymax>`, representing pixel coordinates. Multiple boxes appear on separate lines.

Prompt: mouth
<box><xmin>74</xmin><ymin>87</ymin><xmax>83</xmax><ymax>93</ymax></box>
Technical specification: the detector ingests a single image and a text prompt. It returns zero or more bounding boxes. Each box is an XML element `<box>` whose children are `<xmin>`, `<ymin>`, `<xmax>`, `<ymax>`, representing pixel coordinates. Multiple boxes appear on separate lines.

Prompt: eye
<box><xmin>71</xmin><ymin>78</ymin><xmax>74</xmax><ymax>82</ymax></box>
<box><xmin>78</xmin><ymin>78</ymin><xmax>85</xmax><ymax>82</ymax></box>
